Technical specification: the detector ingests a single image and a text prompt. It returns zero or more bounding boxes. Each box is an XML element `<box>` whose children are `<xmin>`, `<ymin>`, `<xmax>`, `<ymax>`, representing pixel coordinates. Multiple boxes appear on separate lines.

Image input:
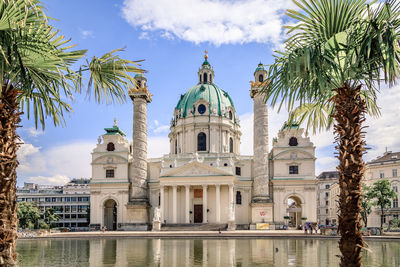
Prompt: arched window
<box><xmin>209</xmin><ymin>74</ymin><xmax>212</xmax><ymax>83</ymax></box>
<box><xmin>175</xmin><ymin>139</ymin><xmax>178</xmax><ymax>154</ymax></box>
<box><xmin>258</xmin><ymin>74</ymin><xmax>264</xmax><ymax>82</ymax></box>
<box><xmin>203</xmin><ymin>73</ymin><xmax>208</xmax><ymax>83</ymax></box>
<box><xmin>289</xmin><ymin>137</ymin><xmax>298</xmax><ymax>146</ymax></box>
<box><xmin>229</xmin><ymin>137</ymin><xmax>234</xmax><ymax>153</ymax></box>
<box><xmin>197</xmin><ymin>132</ymin><xmax>207</xmax><ymax>151</ymax></box>
<box><xmin>236</xmin><ymin>191</ymin><xmax>242</xmax><ymax>205</ymax></box>
<box><xmin>229</xmin><ymin>111</ymin><xmax>233</xmax><ymax>120</ymax></box>
<box><xmin>107</xmin><ymin>142</ymin><xmax>115</xmax><ymax>151</ymax></box>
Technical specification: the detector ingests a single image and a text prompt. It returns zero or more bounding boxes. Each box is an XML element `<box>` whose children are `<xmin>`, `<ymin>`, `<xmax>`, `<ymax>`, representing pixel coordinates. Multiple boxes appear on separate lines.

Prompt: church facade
<box><xmin>89</xmin><ymin>54</ymin><xmax>317</xmax><ymax>231</ymax></box>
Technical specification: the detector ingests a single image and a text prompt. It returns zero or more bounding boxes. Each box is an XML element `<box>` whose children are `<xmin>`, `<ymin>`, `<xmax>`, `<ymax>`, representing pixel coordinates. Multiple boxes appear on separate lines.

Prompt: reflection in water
<box><xmin>17</xmin><ymin>238</ymin><xmax>400</xmax><ymax>267</ymax></box>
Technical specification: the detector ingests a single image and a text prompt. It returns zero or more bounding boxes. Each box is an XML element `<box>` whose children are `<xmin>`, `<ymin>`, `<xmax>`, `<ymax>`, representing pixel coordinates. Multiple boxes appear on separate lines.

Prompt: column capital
<box><xmin>202</xmin><ymin>185</ymin><xmax>208</xmax><ymax>189</ymax></box>
<box><xmin>129</xmin><ymin>87</ymin><xmax>152</xmax><ymax>103</ymax></box>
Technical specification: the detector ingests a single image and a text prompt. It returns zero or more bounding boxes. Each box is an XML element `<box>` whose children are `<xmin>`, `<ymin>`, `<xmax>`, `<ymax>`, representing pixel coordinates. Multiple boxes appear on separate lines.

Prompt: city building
<box><xmin>89</xmin><ymin>53</ymin><xmax>318</xmax><ymax>231</ymax></box>
<box><xmin>328</xmin><ymin>182</ymin><xmax>340</xmax><ymax>225</ymax></box>
<box><xmin>17</xmin><ymin>178</ymin><xmax>90</xmax><ymax>229</ymax></box>
<box><xmin>317</xmin><ymin>171</ymin><xmax>339</xmax><ymax>225</ymax></box>
<box><xmin>364</xmin><ymin>151</ymin><xmax>400</xmax><ymax>227</ymax></box>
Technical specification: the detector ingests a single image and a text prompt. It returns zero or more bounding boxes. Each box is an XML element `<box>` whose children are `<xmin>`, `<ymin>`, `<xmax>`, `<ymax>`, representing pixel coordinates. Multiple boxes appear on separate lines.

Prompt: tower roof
<box><xmin>104</xmin><ymin>119</ymin><xmax>126</xmax><ymax>136</ymax></box>
<box><xmin>254</xmin><ymin>62</ymin><xmax>266</xmax><ymax>74</ymax></box>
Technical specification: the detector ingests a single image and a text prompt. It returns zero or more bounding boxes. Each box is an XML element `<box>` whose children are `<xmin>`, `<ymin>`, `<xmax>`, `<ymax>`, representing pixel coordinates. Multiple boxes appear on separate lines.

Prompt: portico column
<box><xmin>228</xmin><ymin>184</ymin><xmax>234</xmax><ymax>220</ymax></box>
<box><xmin>172</xmin><ymin>185</ymin><xmax>177</xmax><ymax>223</ymax></box>
<box><xmin>203</xmin><ymin>185</ymin><xmax>208</xmax><ymax>223</ymax></box>
<box><xmin>185</xmin><ymin>185</ymin><xmax>190</xmax><ymax>223</ymax></box>
<box><xmin>215</xmin><ymin>184</ymin><xmax>221</xmax><ymax>223</ymax></box>
<box><xmin>160</xmin><ymin>186</ymin><xmax>165</xmax><ymax>223</ymax></box>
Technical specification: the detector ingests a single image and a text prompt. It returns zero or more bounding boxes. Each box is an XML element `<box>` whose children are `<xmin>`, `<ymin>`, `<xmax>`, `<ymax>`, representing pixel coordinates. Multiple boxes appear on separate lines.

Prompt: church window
<box><xmin>224</xmin><ymin>163</ymin><xmax>228</xmax><ymax>167</ymax></box>
<box><xmin>236</xmin><ymin>191</ymin><xmax>242</xmax><ymax>205</ymax></box>
<box><xmin>235</xmin><ymin>167</ymin><xmax>241</xmax><ymax>176</ymax></box>
<box><xmin>198</xmin><ymin>104</ymin><xmax>206</xmax><ymax>115</ymax></box>
<box><xmin>258</xmin><ymin>74</ymin><xmax>263</xmax><ymax>82</ymax></box>
<box><xmin>209</xmin><ymin>74</ymin><xmax>212</xmax><ymax>83</ymax></box>
<box><xmin>229</xmin><ymin>111</ymin><xmax>233</xmax><ymax>120</ymax></box>
<box><xmin>197</xmin><ymin>132</ymin><xmax>207</xmax><ymax>151</ymax></box>
<box><xmin>289</xmin><ymin>137</ymin><xmax>298</xmax><ymax>146</ymax></box>
<box><xmin>289</xmin><ymin>165</ymin><xmax>298</xmax><ymax>174</ymax></box>
<box><xmin>203</xmin><ymin>73</ymin><xmax>208</xmax><ymax>83</ymax></box>
<box><xmin>175</xmin><ymin>139</ymin><xmax>178</xmax><ymax>154</ymax></box>
<box><xmin>229</xmin><ymin>138</ymin><xmax>234</xmax><ymax>153</ymax></box>
<box><xmin>158</xmin><ymin>193</ymin><xmax>161</xmax><ymax>206</ymax></box>
<box><xmin>107</xmin><ymin>142</ymin><xmax>115</xmax><ymax>151</ymax></box>
<box><xmin>106</xmin><ymin>169</ymin><xmax>115</xmax><ymax>178</ymax></box>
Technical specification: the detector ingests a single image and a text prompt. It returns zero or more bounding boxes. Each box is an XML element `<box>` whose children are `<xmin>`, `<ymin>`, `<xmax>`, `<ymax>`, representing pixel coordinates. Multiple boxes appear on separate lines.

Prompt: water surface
<box><xmin>16</xmin><ymin>238</ymin><xmax>400</xmax><ymax>267</ymax></box>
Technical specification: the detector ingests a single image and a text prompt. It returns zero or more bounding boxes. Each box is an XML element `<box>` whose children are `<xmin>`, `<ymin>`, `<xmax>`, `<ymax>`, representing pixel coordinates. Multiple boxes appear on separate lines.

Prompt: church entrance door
<box><xmin>104</xmin><ymin>199</ymin><xmax>117</xmax><ymax>230</ymax></box>
<box><xmin>194</xmin><ymin>205</ymin><xmax>203</xmax><ymax>223</ymax></box>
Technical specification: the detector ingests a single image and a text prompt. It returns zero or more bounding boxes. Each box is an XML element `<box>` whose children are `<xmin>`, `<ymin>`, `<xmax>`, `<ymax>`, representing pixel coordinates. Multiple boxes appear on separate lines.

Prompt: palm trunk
<box><xmin>0</xmin><ymin>87</ymin><xmax>21</xmax><ymax>266</ymax></box>
<box><xmin>333</xmin><ymin>83</ymin><xmax>366</xmax><ymax>267</ymax></box>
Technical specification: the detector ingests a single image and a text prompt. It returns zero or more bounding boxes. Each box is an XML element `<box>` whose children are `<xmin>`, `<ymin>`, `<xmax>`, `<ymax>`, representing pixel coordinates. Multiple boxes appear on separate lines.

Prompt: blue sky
<box><xmin>17</xmin><ymin>0</ymin><xmax>400</xmax><ymax>186</ymax></box>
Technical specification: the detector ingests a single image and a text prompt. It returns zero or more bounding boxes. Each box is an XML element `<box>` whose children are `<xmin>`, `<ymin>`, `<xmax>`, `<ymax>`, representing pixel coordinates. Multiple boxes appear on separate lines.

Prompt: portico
<box><xmin>159</xmin><ymin>182</ymin><xmax>235</xmax><ymax>224</ymax></box>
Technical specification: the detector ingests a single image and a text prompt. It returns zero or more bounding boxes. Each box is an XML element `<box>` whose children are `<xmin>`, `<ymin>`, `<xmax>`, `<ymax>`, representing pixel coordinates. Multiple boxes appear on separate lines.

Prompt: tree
<box><xmin>44</xmin><ymin>208</ymin><xmax>60</xmax><ymax>228</ymax></box>
<box><xmin>369</xmin><ymin>179</ymin><xmax>397</xmax><ymax>230</ymax></box>
<box><xmin>0</xmin><ymin>1</ymin><xmax>143</xmax><ymax>265</ymax></box>
<box><xmin>360</xmin><ymin>184</ymin><xmax>372</xmax><ymax>227</ymax></box>
<box><xmin>263</xmin><ymin>1</ymin><xmax>400</xmax><ymax>266</ymax></box>
<box><xmin>17</xmin><ymin>202</ymin><xmax>40</xmax><ymax>229</ymax></box>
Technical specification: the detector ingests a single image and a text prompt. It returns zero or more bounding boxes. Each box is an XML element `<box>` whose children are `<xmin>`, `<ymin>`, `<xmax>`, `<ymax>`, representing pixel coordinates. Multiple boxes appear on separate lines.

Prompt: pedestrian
<box><xmin>310</xmin><ymin>225</ymin><xmax>313</xmax><ymax>235</ymax></box>
<box><xmin>304</xmin><ymin>224</ymin><xmax>307</xmax><ymax>234</ymax></box>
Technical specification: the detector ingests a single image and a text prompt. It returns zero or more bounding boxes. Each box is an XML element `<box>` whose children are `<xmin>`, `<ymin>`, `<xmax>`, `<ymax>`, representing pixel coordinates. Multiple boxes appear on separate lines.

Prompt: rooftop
<box><xmin>367</xmin><ymin>151</ymin><xmax>400</xmax><ymax>164</ymax></box>
<box><xmin>317</xmin><ymin>171</ymin><xmax>339</xmax><ymax>179</ymax></box>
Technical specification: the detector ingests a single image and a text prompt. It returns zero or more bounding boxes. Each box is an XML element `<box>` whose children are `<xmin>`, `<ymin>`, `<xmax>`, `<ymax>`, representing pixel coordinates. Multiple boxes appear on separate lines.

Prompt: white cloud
<box><xmin>79</xmin><ymin>29</ymin><xmax>94</xmax><ymax>39</ymax></box>
<box><xmin>24</xmin><ymin>127</ymin><xmax>44</xmax><ymax>138</ymax></box>
<box><xmin>27</xmin><ymin>175</ymin><xmax>70</xmax><ymax>186</ymax></box>
<box><xmin>148</xmin><ymin>136</ymin><xmax>170</xmax><ymax>158</ymax></box>
<box><xmin>17</xmin><ymin>141</ymin><xmax>93</xmax><ymax>185</ymax></box>
<box><xmin>153</xmin><ymin>125</ymin><xmax>170</xmax><ymax>134</ymax></box>
<box><xmin>121</xmin><ymin>0</ymin><xmax>294</xmax><ymax>46</ymax></box>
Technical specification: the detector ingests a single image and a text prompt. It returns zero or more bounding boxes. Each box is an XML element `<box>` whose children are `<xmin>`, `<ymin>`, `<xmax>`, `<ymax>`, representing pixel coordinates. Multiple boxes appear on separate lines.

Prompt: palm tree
<box><xmin>0</xmin><ymin>1</ymin><xmax>143</xmax><ymax>265</ymax></box>
<box><xmin>263</xmin><ymin>0</ymin><xmax>400</xmax><ymax>266</ymax></box>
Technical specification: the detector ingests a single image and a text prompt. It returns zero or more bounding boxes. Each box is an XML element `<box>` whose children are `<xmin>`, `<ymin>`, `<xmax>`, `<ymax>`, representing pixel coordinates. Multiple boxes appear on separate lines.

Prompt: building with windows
<box><xmin>317</xmin><ymin>171</ymin><xmax>339</xmax><ymax>225</ymax></box>
<box><xmin>364</xmin><ymin>151</ymin><xmax>400</xmax><ymax>227</ymax></box>
<box><xmin>17</xmin><ymin>179</ymin><xmax>90</xmax><ymax>229</ymax></box>
<box><xmin>89</xmin><ymin>53</ymin><xmax>317</xmax><ymax>231</ymax></box>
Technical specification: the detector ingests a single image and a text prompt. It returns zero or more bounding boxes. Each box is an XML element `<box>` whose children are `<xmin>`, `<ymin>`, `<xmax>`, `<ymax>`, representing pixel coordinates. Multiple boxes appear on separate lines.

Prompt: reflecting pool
<box><xmin>17</xmin><ymin>238</ymin><xmax>399</xmax><ymax>266</ymax></box>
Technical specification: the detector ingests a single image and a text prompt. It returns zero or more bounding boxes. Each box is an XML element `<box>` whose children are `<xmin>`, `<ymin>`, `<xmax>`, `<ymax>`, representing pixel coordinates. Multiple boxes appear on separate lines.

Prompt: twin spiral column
<box><xmin>250</xmin><ymin>87</ymin><xmax>270</xmax><ymax>203</ymax></box>
<box><xmin>129</xmin><ymin>75</ymin><xmax>152</xmax><ymax>204</ymax></box>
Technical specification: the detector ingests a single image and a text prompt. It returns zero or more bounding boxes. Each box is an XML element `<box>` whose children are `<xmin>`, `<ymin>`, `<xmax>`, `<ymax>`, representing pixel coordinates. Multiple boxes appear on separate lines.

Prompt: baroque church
<box><xmin>89</xmin><ymin>53</ymin><xmax>317</xmax><ymax>231</ymax></box>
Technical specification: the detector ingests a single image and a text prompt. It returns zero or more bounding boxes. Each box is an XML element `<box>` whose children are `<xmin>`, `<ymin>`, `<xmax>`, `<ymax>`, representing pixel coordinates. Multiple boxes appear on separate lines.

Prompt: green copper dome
<box><xmin>175</xmin><ymin>83</ymin><xmax>234</xmax><ymax>118</ymax></box>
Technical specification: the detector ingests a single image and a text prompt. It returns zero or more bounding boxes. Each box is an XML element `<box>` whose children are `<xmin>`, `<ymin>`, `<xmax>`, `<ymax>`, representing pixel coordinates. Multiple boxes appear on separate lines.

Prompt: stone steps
<box><xmin>161</xmin><ymin>223</ymin><xmax>227</xmax><ymax>231</ymax></box>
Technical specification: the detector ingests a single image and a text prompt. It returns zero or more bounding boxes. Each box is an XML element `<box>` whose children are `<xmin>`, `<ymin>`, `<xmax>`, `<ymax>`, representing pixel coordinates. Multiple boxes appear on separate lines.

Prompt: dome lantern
<box><xmin>198</xmin><ymin>50</ymin><xmax>214</xmax><ymax>84</ymax></box>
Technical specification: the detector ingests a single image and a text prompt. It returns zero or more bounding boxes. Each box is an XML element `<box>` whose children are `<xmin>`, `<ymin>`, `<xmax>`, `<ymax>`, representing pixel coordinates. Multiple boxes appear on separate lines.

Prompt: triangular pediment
<box><xmin>161</xmin><ymin>161</ymin><xmax>233</xmax><ymax>177</ymax></box>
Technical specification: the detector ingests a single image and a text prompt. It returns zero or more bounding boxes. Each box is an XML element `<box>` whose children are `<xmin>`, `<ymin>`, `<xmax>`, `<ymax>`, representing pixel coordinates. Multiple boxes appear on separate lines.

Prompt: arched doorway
<box><xmin>286</xmin><ymin>196</ymin><xmax>302</xmax><ymax>228</ymax></box>
<box><xmin>104</xmin><ymin>199</ymin><xmax>117</xmax><ymax>230</ymax></box>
